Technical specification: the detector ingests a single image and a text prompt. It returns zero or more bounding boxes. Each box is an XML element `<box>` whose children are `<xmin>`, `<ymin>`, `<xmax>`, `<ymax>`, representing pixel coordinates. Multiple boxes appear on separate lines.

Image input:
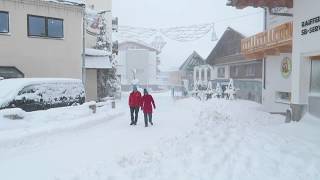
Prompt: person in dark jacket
<box><xmin>141</xmin><ymin>89</ymin><xmax>156</xmax><ymax>127</ymax></box>
<box><xmin>128</xmin><ymin>85</ymin><xmax>142</xmax><ymax>125</ymax></box>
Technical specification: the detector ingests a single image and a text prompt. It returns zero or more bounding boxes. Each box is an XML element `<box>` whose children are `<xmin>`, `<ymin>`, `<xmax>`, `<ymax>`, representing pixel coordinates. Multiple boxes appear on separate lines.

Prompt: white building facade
<box><xmin>228</xmin><ymin>0</ymin><xmax>320</xmax><ymax>120</ymax></box>
<box><xmin>116</xmin><ymin>41</ymin><xmax>159</xmax><ymax>89</ymax></box>
<box><xmin>262</xmin><ymin>8</ymin><xmax>293</xmax><ymax>112</ymax></box>
<box><xmin>292</xmin><ymin>0</ymin><xmax>320</xmax><ymax>119</ymax></box>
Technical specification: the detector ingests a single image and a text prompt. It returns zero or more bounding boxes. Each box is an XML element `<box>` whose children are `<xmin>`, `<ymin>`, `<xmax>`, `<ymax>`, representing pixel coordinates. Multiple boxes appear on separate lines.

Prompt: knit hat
<box><xmin>133</xmin><ymin>85</ymin><xmax>138</xmax><ymax>91</ymax></box>
<box><xmin>143</xmin><ymin>88</ymin><xmax>148</xmax><ymax>94</ymax></box>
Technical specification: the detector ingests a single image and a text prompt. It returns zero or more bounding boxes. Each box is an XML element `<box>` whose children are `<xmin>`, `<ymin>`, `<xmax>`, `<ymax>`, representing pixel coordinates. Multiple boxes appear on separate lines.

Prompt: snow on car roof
<box><xmin>0</xmin><ymin>78</ymin><xmax>82</xmax><ymax>107</ymax></box>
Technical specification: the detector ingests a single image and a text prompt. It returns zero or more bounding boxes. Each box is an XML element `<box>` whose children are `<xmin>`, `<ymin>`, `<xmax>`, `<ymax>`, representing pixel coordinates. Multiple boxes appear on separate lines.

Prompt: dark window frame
<box><xmin>0</xmin><ymin>11</ymin><xmax>9</xmax><ymax>34</ymax></box>
<box><xmin>27</xmin><ymin>14</ymin><xmax>64</xmax><ymax>39</ymax></box>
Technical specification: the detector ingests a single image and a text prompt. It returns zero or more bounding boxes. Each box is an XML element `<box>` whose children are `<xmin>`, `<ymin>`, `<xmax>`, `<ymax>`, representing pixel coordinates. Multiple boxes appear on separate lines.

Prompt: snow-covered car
<box><xmin>0</xmin><ymin>78</ymin><xmax>85</xmax><ymax>112</ymax></box>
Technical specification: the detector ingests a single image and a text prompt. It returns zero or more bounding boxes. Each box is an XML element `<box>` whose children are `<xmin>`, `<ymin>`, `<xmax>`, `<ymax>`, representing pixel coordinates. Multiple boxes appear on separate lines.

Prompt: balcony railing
<box><xmin>241</xmin><ymin>21</ymin><xmax>293</xmax><ymax>59</ymax></box>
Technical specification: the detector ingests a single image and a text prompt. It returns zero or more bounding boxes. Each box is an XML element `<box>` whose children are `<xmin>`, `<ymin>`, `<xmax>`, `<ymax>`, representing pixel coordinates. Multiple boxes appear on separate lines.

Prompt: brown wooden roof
<box><xmin>206</xmin><ymin>27</ymin><xmax>247</xmax><ymax>66</ymax></box>
<box><xmin>227</xmin><ymin>0</ymin><xmax>293</xmax><ymax>8</ymax></box>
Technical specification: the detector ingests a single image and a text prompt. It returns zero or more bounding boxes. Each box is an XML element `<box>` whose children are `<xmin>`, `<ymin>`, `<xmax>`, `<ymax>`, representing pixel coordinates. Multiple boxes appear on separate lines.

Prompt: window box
<box><xmin>27</xmin><ymin>15</ymin><xmax>64</xmax><ymax>39</ymax></box>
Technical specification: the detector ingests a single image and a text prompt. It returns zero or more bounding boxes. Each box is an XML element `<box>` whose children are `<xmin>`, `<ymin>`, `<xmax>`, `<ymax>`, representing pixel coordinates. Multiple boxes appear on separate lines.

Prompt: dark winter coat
<box><xmin>129</xmin><ymin>91</ymin><xmax>142</xmax><ymax>108</ymax></box>
<box><xmin>141</xmin><ymin>94</ymin><xmax>156</xmax><ymax>113</ymax></box>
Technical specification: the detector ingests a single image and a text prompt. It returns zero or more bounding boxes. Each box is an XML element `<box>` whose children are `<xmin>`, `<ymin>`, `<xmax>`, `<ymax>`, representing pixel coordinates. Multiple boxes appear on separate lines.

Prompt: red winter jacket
<box><xmin>141</xmin><ymin>94</ymin><xmax>156</xmax><ymax>113</ymax></box>
<box><xmin>129</xmin><ymin>91</ymin><xmax>142</xmax><ymax>107</ymax></box>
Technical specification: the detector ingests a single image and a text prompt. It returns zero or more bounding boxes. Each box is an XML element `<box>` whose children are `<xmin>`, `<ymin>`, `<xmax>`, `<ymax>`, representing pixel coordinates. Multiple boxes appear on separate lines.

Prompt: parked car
<box><xmin>0</xmin><ymin>78</ymin><xmax>85</xmax><ymax>112</ymax></box>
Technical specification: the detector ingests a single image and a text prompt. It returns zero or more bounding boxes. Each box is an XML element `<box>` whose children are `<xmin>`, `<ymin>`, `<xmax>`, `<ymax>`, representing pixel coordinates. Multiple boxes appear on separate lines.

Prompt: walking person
<box><xmin>129</xmin><ymin>85</ymin><xmax>142</xmax><ymax>125</ymax></box>
<box><xmin>141</xmin><ymin>89</ymin><xmax>156</xmax><ymax>127</ymax></box>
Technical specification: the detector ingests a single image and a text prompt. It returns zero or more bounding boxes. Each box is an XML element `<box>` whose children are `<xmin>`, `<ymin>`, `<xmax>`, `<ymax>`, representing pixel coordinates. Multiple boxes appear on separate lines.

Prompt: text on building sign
<box><xmin>301</xmin><ymin>16</ymin><xmax>320</xmax><ymax>36</ymax></box>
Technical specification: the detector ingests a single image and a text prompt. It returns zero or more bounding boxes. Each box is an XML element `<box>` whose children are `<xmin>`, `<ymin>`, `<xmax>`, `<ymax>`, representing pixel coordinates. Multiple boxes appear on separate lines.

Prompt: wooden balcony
<box><xmin>241</xmin><ymin>22</ymin><xmax>293</xmax><ymax>59</ymax></box>
<box><xmin>227</xmin><ymin>0</ymin><xmax>293</xmax><ymax>9</ymax></box>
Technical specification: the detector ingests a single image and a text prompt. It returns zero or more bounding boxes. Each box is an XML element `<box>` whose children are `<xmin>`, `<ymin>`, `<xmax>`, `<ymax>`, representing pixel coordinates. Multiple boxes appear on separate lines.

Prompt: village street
<box><xmin>0</xmin><ymin>93</ymin><xmax>319</xmax><ymax>180</ymax></box>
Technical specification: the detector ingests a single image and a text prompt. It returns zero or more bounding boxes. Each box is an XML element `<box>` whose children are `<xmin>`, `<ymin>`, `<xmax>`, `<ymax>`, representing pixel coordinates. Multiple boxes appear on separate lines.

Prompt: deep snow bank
<box><xmin>89</xmin><ymin>99</ymin><xmax>320</xmax><ymax>180</ymax></box>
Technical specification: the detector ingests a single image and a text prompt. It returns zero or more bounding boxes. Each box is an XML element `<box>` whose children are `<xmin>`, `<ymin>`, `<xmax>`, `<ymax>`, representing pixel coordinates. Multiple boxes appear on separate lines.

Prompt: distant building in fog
<box><xmin>206</xmin><ymin>27</ymin><xmax>263</xmax><ymax>103</ymax></box>
<box><xmin>115</xmin><ymin>41</ymin><xmax>160</xmax><ymax>90</ymax></box>
<box><xmin>179</xmin><ymin>51</ymin><xmax>206</xmax><ymax>91</ymax></box>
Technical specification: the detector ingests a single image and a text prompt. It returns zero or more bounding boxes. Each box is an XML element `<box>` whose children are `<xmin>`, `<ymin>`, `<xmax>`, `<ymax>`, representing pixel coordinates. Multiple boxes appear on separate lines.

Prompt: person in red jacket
<box><xmin>128</xmin><ymin>85</ymin><xmax>142</xmax><ymax>125</ymax></box>
<box><xmin>141</xmin><ymin>89</ymin><xmax>156</xmax><ymax>127</ymax></box>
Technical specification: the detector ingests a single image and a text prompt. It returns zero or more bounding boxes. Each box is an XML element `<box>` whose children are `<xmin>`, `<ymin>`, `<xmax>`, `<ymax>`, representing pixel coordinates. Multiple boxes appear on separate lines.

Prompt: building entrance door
<box><xmin>309</xmin><ymin>59</ymin><xmax>320</xmax><ymax>118</ymax></box>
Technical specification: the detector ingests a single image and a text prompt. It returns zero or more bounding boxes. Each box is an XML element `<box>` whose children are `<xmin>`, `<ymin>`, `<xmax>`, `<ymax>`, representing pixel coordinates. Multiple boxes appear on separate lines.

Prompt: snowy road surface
<box><xmin>0</xmin><ymin>92</ymin><xmax>319</xmax><ymax>180</ymax></box>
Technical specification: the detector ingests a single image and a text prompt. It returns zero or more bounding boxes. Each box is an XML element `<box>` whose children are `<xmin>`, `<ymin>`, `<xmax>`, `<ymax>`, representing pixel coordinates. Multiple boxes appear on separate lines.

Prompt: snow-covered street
<box><xmin>0</xmin><ymin>92</ymin><xmax>319</xmax><ymax>180</ymax></box>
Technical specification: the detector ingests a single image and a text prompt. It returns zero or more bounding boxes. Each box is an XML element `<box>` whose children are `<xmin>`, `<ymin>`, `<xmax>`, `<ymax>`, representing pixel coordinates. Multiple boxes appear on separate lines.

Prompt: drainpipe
<box><xmin>262</xmin><ymin>8</ymin><xmax>267</xmax><ymax>90</ymax></box>
<box><xmin>81</xmin><ymin>4</ymin><xmax>86</xmax><ymax>86</ymax></box>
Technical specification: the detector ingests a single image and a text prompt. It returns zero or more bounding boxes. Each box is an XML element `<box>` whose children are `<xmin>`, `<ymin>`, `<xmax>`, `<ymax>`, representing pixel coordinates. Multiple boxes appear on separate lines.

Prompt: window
<box><xmin>207</xmin><ymin>69</ymin><xmax>211</xmax><ymax>80</ymax></box>
<box><xmin>48</xmin><ymin>18</ymin><xmax>63</xmax><ymax>38</ymax></box>
<box><xmin>218</xmin><ymin>67</ymin><xmax>225</xmax><ymax>78</ymax></box>
<box><xmin>201</xmin><ymin>70</ymin><xmax>205</xmax><ymax>81</ymax></box>
<box><xmin>0</xmin><ymin>11</ymin><xmax>9</xmax><ymax>33</ymax></box>
<box><xmin>196</xmin><ymin>70</ymin><xmax>199</xmax><ymax>80</ymax></box>
<box><xmin>28</xmin><ymin>16</ymin><xmax>46</xmax><ymax>37</ymax></box>
<box><xmin>28</xmin><ymin>15</ymin><xmax>63</xmax><ymax>38</ymax></box>
<box><xmin>233</xmin><ymin>66</ymin><xmax>239</xmax><ymax>77</ymax></box>
<box><xmin>246</xmin><ymin>64</ymin><xmax>255</xmax><ymax>76</ymax></box>
<box><xmin>311</xmin><ymin>60</ymin><xmax>320</xmax><ymax>94</ymax></box>
<box><xmin>275</xmin><ymin>91</ymin><xmax>291</xmax><ymax>104</ymax></box>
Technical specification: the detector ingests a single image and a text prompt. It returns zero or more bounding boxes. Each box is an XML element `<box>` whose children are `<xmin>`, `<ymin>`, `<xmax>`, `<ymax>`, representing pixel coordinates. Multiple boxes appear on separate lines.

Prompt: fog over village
<box><xmin>0</xmin><ymin>0</ymin><xmax>319</xmax><ymax>180</ymax></box>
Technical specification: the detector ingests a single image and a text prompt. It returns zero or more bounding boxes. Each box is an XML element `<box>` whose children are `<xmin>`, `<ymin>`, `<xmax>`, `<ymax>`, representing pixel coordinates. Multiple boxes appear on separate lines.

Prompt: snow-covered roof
<box><xmin>85</xmin><ymin>56</ymin><xmax>112</xmax><ymax>69</ymax></box>
<box><xmin>118</xmin><ymin>41</ymin><xmax>161</xmax><ymax>54</ymax></box>
<box><xmin>43</xmin><ymin>0</ymin><xmax>85</xmax><ymax>6</ymax></box>
<box><xmin>85</xmin><ymin>48</ymin><xmax>111</xmax><ymax>57</ymax></box>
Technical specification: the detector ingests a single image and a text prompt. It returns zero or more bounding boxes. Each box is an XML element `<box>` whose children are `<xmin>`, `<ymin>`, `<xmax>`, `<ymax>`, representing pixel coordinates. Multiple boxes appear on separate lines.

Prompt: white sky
<box><xmin>113</xmin><ymin>0</ymin><xmax>264</xmax><ymax>71</ymax></box>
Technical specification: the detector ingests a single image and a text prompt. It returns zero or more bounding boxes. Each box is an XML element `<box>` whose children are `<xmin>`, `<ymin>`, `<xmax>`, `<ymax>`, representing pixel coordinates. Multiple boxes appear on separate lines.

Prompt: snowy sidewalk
<box><xmin>0</xmin><ymin>102</ymin><xmax>124</xmax><ymax>149</ymax></box>
<box><xmin>0</xmin><ymin>94</ymin><xmax>319</xmax><ymax>180</ymax></box>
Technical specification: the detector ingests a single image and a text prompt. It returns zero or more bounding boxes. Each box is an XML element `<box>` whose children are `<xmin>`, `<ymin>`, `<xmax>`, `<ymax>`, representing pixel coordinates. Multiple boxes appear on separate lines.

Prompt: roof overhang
<box><xmin>85</xmin><ymin>56</ymin><xmax>112</xmax><ymax>69</ymax></box>
<box><xmin>227</xmin><ymin>0</ymin><xmax>293</xmax><ymax>9</ymax></box>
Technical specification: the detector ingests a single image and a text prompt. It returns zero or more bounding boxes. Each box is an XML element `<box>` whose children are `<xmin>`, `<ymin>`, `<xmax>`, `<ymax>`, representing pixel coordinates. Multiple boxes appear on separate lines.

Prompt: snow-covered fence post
<box><xmin>0</xmin><ymin>108</ymin><xmax>25</xmax><ymax>120</ymax></box>
<box><xmin>87</xmin><ymin>101</ymin><xmax>97</xmax><ymax>114</ymax></box>
<box><xmin>215</xmin><ymin>82</ymin><xmax>223</xmax><ymax>98</ymax></box>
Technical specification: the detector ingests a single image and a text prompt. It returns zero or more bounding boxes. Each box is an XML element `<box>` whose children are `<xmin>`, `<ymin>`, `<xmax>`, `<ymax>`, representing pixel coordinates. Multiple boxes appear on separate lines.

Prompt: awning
<box><xmin>85</xmin><ymin>48</ymin><xmax>112</xmax><ymax>57</ymax></box>
<box><xmin>85</xmin><ymin>56</ymin><xmax>112</xmax><ymax>69</ymax></box>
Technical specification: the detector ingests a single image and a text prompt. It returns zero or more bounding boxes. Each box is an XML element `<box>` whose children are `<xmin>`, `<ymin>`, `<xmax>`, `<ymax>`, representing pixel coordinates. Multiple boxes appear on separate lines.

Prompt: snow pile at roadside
<box><xmin>0</xmin><ymin>102</ymin><xmax>123</xmax><ymax>147</ymax></box>
<box><xmin>70</xmin><ymin>98</ymin><xmax>320</xmax><ymax>180</ymax></box>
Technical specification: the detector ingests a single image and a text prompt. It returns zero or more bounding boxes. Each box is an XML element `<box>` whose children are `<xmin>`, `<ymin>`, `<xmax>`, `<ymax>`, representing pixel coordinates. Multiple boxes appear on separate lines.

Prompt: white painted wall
<box><xmin>261</xmin><ymin>8</ymin><xmax>293</xmax><ymax>112</ymax></box>
<box><xmin>262</xmin><ymin>54</ymin><xmax>292</xmax><ymax>112</ymax></box>
<box><xmin>0</xmin><ymin>0</ymin><xmax>83</xmax><ymax>79</ymax></box>
<box><xmin>292</xmin><ymin>0</ymin><xmax>320</xmax><ymax>104</ymax></box>
<box><xmin>85</xmin><ymin>69</ymin><xmax>98</xmax><ymax>101</ymax></box>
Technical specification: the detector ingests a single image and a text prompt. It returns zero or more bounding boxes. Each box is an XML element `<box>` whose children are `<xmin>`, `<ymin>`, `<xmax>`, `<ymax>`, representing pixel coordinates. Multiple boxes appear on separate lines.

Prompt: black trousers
<box><xmin>144</xmin><ymin>113</ymin><xmax>152</xmax><ymax>126</ymax></box>
<box><xmin>130</xmin><ymin>107</ymin><xmax>140</xmax><ymax>124</ymax></box>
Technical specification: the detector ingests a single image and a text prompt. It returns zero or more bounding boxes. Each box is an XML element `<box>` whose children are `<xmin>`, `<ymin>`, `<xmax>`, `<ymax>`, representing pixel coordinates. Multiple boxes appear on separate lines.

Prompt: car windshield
<box><xmin>0</xmin><ymin>80</ymin><xmax>21</xmax><ymax>99</ymax></box>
